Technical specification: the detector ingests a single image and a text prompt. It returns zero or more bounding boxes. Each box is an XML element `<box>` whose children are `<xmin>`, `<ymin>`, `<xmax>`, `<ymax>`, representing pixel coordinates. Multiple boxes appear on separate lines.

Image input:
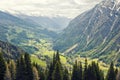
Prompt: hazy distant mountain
<box><xmin>54</xmin><ymin>0</ymin><xmax>120</xmax><ymax>65</ymax></box>
<box><xmin>0</xmin><ymin>11</ymin><xmax>57</xmax><ymax>53</ymax></box>
<box><xmin>16</xmin><ymin>15</ymin><xmax>71</xmax><ymax>32</ymax></box>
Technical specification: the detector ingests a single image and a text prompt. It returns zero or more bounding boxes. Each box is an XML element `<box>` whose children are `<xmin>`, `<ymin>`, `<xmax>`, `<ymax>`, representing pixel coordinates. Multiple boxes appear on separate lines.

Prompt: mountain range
<box><xmin>53</xmin><ymin>0</ymin><xmax>120</xmax><ymax>65</ymax></box>
<box><xmin>16</xmin><ymin>14</ymin><xmax>71</xmax><ymax>32</ymax></box>
<box><xmin>1</xmin><ymin>0</ymin><xmax>120</xmax><ymax>66</ymax></box>
<box><xmin>0</xmin><ymin>11</ymin><xmax>57</xmax><ymax>53</ymax></box>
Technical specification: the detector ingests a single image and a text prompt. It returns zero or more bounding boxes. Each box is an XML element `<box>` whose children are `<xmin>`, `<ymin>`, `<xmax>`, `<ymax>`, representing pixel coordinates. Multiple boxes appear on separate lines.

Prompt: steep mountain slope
<box><xmin>16</xmin><ymin>15</ymin><xmax>71</xmax><ymax>32</ymax></box>
<box><xmin>54</xmin><ymin>0</ymin><xmax>120</xmax><ymax>65</ymax></box>
<box><xmin>0</xmin><ymin>40</ymin><xmax>24</xmax><ymax>59</ymax></box>
<box><xmin>0</xmin><ymin>11</ymin><xmax>57</xmax><ymax>53</ymax></box>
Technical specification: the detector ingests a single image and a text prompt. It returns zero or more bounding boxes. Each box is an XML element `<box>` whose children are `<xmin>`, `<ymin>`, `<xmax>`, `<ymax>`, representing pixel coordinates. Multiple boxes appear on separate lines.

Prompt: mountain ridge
<box><xmin>53</xmin><ymin>0</ymin><xmax>120</xmax><ymax>65</ymax></box>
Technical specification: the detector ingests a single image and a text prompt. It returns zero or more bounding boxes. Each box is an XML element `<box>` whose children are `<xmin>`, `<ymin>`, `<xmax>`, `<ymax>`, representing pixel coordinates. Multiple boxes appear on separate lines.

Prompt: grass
<box><xmin>31</xmin><ymin>55</ymin><xmax>47</xmax><ymax>68</ymax></box>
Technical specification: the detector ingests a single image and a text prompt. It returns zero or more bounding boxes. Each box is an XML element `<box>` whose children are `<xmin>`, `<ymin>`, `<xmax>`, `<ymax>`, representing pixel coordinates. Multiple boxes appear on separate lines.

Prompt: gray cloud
<box><xmin>0</xmin><ymin>0</ymin><xmax>102</xmax><ymax>18</ymax></box>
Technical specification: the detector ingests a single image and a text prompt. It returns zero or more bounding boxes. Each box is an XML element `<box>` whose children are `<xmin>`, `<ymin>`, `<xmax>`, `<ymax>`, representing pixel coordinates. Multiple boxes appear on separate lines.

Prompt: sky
<box><xmin>0</xmin><ymin>0</ymin><xmax>102</xmax><ymax>18</ymax></box>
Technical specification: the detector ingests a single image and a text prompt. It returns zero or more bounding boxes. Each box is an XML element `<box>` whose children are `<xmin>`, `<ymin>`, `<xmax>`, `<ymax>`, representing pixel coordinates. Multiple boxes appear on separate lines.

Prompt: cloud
<box><xmin>0</xmin><ymin>0</ymin><xmax>102</xmax><ymax>18</ymax></box>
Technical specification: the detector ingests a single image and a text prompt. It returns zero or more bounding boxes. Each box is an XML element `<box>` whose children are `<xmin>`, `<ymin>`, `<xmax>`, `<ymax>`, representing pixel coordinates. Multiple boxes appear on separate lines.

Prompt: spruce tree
<box><xmin>106</xmin><ymin>62</ymin><xmax>116</xmax><ymax>80</ymax></box>
<box><xmin>24</xmin><ymin>53</ymin><xmax>34</xmax><ymax>80</ymax></box>
<box><xmin>47</xmin><ymin>51</ymin><xmax>63</xmax><ymax>80</ymax></box>
<box><xmin>0</xmin><ymin>52</ymin><xmax>6</xmax><ymax>80</ymax></box>
<box><xmin>47</xmin><ymin>62</ymin><xmax>54</xmax><ymax>80</ymax></box>
<box><xmin>52</xmin><ymin>62</ymin><xmax>63</xmax><ymax>80</ymax></box>
<box><xmin>9</xmin><ymin>60</ymin><xmax>16</xmax><ymax>80</ymax></box>
<box><xmin>63</xmin><ymin>68</ymin><xmax>70</xmax><ymax>80</ymax></box>
<box><xmin>71</xmin><ymin>61</ymin><xmax>79</xmax><ymax>80</ymax></box>
<box><xmin>16</xmin><ymin>54</ymin><xmax>26</xmax><ymax>80</ymax></box>
<box><xmin>87</xmin><ymin>64</ymin><xmax>97</xmax><ymax>80</ymax></box>
<box><xmin>83</xmin><ymin>58</ymin><xmax>88</xmax><ymax>80</ymax></box>
<box><xmin>78</xmin><ymin>61</ymin><xmax>83</xmax><ymax>80</ymax></box>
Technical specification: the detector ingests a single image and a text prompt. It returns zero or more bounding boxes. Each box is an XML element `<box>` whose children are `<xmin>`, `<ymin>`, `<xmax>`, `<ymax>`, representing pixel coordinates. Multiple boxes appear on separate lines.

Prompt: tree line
<box><xmin>0</xmin><ymin>51</ymin><xmax>120</xmax><ymax>80</ymax></box>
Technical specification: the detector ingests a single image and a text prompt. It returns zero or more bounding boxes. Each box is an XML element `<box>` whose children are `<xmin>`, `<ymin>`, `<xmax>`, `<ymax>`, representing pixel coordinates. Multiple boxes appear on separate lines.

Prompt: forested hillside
<box><xmin>0</xmin><ymin>40</ymin><xmax>24</xmax><ymax>59</ymax></box>
<box><xmin>0</xmin><ymin>51</ymin><xmax>120</xmax><ymax>80</ymax></box>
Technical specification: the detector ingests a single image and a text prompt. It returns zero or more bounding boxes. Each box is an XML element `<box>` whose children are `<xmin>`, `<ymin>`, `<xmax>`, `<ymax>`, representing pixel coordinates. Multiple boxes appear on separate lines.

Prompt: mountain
<box><xmin>16</xmin><ymin>15</ymin><xmax>71</xmax><ymax>32</ymax></box>
<box><xmin>53</xmin><ymin>0</ymin><xmax>120</xmax><ymax>65</ymax></box>
<box><xmin>0</xmin><ymin>11</ymin><xmax>57</xmax><ymax>53</ymax></box>
<box><xmin>0</xmin><ymin>40</ymin><xmax>24</xmax><ymax>59</ymax></box>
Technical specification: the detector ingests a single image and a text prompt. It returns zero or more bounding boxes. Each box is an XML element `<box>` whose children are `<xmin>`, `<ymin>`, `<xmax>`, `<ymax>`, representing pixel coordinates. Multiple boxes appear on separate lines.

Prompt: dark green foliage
<box><xmin>47</xmin><ymin>51</ymin><xmax>63</xmax><ymax>80</ymax></box>
<box><xmin>63</xmin><ymin>68</ymin><xmax>70</xmax><ymax>80</ymax></box>
<box><xmin>16</xmin><ymin>53</ymin><xmax>34</xmax><ymax>80</ymax></box>
<box><xmin>71</xmin><ymin>61</ymin><xmax>82</xmax><ymax>80</ymax></box>
<box><xmin>0</xmin><ymin>40</ymin><xmax>24</xmax><ymax>59</ymax></box>
<box><xmin>16</xmin><ymin>54</ymin><xmax>26</xmax><ymax>80</ymax></box>
<box><xmin>47</xmin><ymin>62</ymin><xmax>54</xmax><ymax>80</ymax></box>
<box><xmin>9</xmin><ymin>60</ymin><xmax>16</xmax><ymax>80</ymax></box>
<box><xmin>86</xmin><ymin>61</ymin><xmax>103</xmax><ymax>80</ymax></box>
<box><xmin>52</xmin><ymin>62</ymin><xmax>63</xmax><ymax>80</ymax></box>
<box><xmin>24</xmin><ymin>53</ymin><xmax>34</xmax><ymax>80</ymax></box>
<box><xmin>0</xmin><ymin>52</ymin><xmax>6</xmax><ymax>80</ymax></box>
<box><xmin>78</xmin><ymin>62</ymin><xmax>83</xmax><ymax>80</ymax></box>
<box><xmin>83</xmin><ymin>58</ymin><xmax>88</xmax><ymax>80</ymax></box>
<box><xmin>106</xmin><ymin>62</ymin><xmax>116</xmax><ymax>80</ymax></box>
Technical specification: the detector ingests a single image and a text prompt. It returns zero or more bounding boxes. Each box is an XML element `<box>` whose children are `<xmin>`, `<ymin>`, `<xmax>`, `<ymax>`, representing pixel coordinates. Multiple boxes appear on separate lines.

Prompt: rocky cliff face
<box><xmin>54</xmin><ymin>0</ymin><xmax>120</xmax><ymax>65</ymax></box>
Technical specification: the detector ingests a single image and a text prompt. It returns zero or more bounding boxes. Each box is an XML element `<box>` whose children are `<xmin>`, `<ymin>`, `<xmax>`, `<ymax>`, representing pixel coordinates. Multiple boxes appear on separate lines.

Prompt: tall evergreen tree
<box><xmin>78</xmin><ymin>61</ymin><xmax>83</xmax><ymax>80</ymax></box>
<box><xmin>47</xmin><ymin>51</ymin><xmax>63</xmax><ymax>80</ymax></box>
<box><xmin>52</xmin><ymin>62</ymin><xmax>63</xmax><ymax>80</ymax></box>
<box><xmin>92</xmin><ymin>62</ymin><xmax>104</xmax><ymax>80</ymax></box>
<box><xmin>52</xmin><ymin>51</ymin><xmax>63</xmax><ymax>80</ymax></box>
<box><xmin>24</xmin><ymin>53</ymin><xmax>34</xmax><ymax>80</ymax></box>
<box><xmin>9</xmin><ymin>60</ymin><xmax>16</xmax><ymax>80</ymax></box>
<box><xmin>0</xmin><ymin>52</ymin><xmax>6</xmax><ymax>80</ymax></box>
<box><xmin>63</xmin><ymin>68</ymin><xmax>70</xmax><ymax>80</ymax></box>
<box><xmin>47</xmin><ymin>62</ymin><xmax>54</xmax><ymax>80</ymax></box>
<box><xmin>71</xmin><ymin>61</ymin><xmax>78</xmax><ymax>80</ymax></box>
<box><xmin>16</xmin><ymin>54</ymin><xmax>26</xmax><ymax>80</ymax></box>
<box><xmin>106</xmin><ymin>62</ymin><xmax>116</xmax><ymax>80</ymax></box>
<box><xmin>87</xmin><ymin>64</ymin><xmax>97</xmax><ymax>80</ymax></box>
<box><xmin>83</xmin><ymin>58</ymin><xmax>88</xmax><ymax>80</ymax></box>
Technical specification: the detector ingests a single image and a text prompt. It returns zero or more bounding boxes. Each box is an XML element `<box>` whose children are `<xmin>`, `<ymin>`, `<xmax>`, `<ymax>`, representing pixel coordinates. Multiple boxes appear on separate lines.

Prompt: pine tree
<box><xmin>83</xmin><ymin>58</ymin><xmax>88</xmax><ymax>80</ymax></box>
<box><xmin>106</xmin><ymin>62</ymin><xmax>116</xmax><ymax>80</ymax></box>
<box><xmin>78</xmin><ymin>61</ymin><xmax>83</xmax><ymax>80</ymax></box>
<box><xmin>24</xmin><ymin>53</ymin><xmax>34</xmax><ymax>80</ymax></box>
<box><xmin>47</xmin><ymin>53</ymin><xmax>56</xmax><ymax>80</ymax></box>
<box><xmin>39</xmin><ymin>70</ymin><xmax>46</xmax><ymax>80</ymax></box>
<box><xmin>71</xmin><ymin>61</ymin><xmax>79</xmax><ymax>80</ymax></box>
<box><xmin>52</xmin><ymin>62</ymin><xmax>63</xmax><ymax>80</ymax></box>
<box><xmin>16</xmin><ymin>54</ymin><xmax>26</xmax><ymax>80</ymax></box>
<box><xmin>9</xmin><ymin>60</ymin><xmax>16</xmax><ymax>80</ymax></box>
<box><xmin>47</xmin><ymin>51</ymin><xmax>63</xmax><ymax>80</ymax></box>
<box><xmin>92</xmin><ymin>62</ymin><xmax>103</xmax><ymax>80</ymax></box>
<box><xmin>4</xmin><ymin>63</ymin><xmax>11</xmax><ymax>80</ymax></box>
<box><xmin>87</xmin><ymin>64</ymin><xmax>97</xmax><ymax>80</ymax></box>
<box><xmin>0</xmin><ymin>52</ymin><xmax>6</xmax><ymax>80</ymax></box>
<box><xmin>115</xmin><ymin>68</ymin><xmax>118</xmax><ymax>78</ymax></box>
<box><xmin>47</xmin><ymin>62</ymin><xmax>54</xmax><ymax>80</ymax></box>
<box><xmin>63</xmin><ymin>68</ymin><xmax>70</xmax><ymax>80</ymax></box>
